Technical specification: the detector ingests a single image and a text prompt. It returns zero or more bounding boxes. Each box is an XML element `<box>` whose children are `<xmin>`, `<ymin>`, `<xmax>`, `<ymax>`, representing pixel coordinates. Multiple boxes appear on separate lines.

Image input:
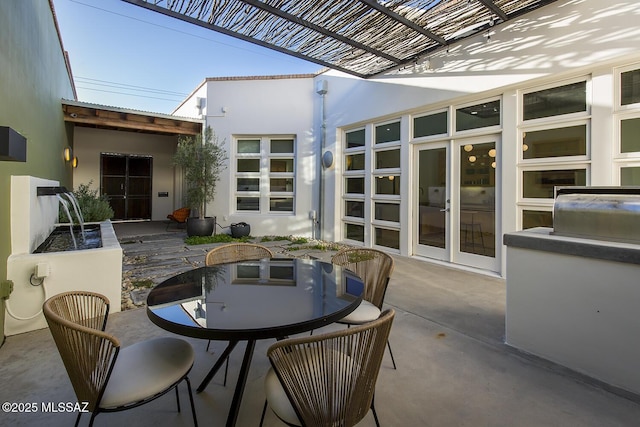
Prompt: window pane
<box><xmin>270</xmin><ymin>178</ymin><xmax>293</xmax><ymax>192</ymax></box>
<box><xmin>522</xmin><ymin>210</ymin><xmax>553</xmax><ymax>229</ymax></box>
<box><xmin>375</xmin><ymin>176</ymin><xmax>400</xmax><ymax>195</ymax></box>
<box><xmin>523</xmin><ymin>125</ymin><xmax>587</xmax><ymax>159</ymax></box>
<box><xmin>375</xmin><ymin>203</ymin><xmax>400</xmax><ymax>222</ymax></box>
<box><xmin>523</xmin><ymin>169</ymin><xmax>586</xmax><ymax>198</ymax></box>
<box><xmin>346</xmin><ymin>129</ymin><xmax>365</xmax><ymax>148</ymax></box>
<box><xmin>414</xmin><ymin>111</ymin><xmax>448</xmax><ymax>138</ymax></box>
<box><xmin>523</xmin><ymin>81</ymin><xmax>586</xmax><ymax>120</ymax></box>
<box><xmin>456</xmin><ymin>100</ymin><xmax>500</xmax><ymax>132</ymax></box>
<box><xmin>238</xmin><ymin>139</ymin><xmax>260</xmax><ymax>153</ymax></box>
<box><xmin>237</xmin><ymin>197</ymin><xmax>260</xmax><ymax>211</ymax></box>
<box><xmin>375</xmin><ymin>228</ymin><xmax>400</xmax><ymax>249</ymax></box>
<box><xmin>271</xmin><ymin>139</ymin><xmax>294</xmax><ymax>153</ymax></box>
<box><xmin>346</xmin><ymin>153</ymin><xmax>365</xmax><ymax>170</ymax></box>
<box><xmin>270</xmin><ymin>198</ymin><xmax>293</xmax><ymax>212</ymax></box>
<box><xmin>345</xmin><ymin>200</ymin><xmax>364</xmax><ymax>218</ymax></box>
<box><xmin>346</xmin><ymin>177</ymin><xmax>365</xmax><ymax>194</ymax></box>
<box><xmin>237</xmin><ymin>158</ymin><xmax>260</xmax><ymax>172</ymax></box>
<box><xmin>345</xmin><ymin>223</ymin><xmax>364</xmax><ymax>242</ymax></box>
<box><xmin>270</xmin><ymin>158</ymin><xmax>294</xmax><ymax>172</ymax></box>
<box><xmin>237</xmin><ymin>178</ymin><xmax>259</xmax><ymax>192</ymax></box>
<box><xmin>621</xmin><ymin>167</ymin><xmax>640</xmax><ymax>185</ymax></box>
<box><xmin>376</xmin><ymin>149</ymin><xmax>400</xmax><ymax>169</ymax></box>
<box><xmin>375</xmin><ymin>122</ymin><xmax>400</xmax><ymax>144</ymax></box>
<box><xmin>621</xmin><ymin>69</ymin><xmax>640</xmax><ymax>106</ymax></box>
<box><xmin>621</xmin><ymin>118</ymin><xmax>640</xmax><ymax>152</ymax></box>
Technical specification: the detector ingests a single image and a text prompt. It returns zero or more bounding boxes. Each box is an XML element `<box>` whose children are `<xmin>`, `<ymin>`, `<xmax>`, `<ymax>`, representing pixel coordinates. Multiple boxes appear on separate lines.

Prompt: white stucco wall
<box><xmin>182</xmin><ymin>76</ymin><xmax>318</xmax><ymax>237</ymax></box>
<box><xmin>72</xmin><ymin>127</ymin><xmax>179</xmax><ymax>221</ymax></box>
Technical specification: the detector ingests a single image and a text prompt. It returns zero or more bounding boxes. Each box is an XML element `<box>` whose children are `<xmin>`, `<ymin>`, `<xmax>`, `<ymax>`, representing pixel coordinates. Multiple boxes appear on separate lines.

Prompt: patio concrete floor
<box><xmin>2</xmin><ymin>221</ymin><xmax>640</xmax><ymax>426</ymax></box>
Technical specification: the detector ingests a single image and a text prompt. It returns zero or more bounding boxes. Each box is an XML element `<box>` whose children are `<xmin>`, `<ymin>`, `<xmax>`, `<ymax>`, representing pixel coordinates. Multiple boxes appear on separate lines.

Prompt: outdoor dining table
<box><xmin>146</xmin><ymin>257</ymin><xmax>364</xmax><ymax>427</ymax></box>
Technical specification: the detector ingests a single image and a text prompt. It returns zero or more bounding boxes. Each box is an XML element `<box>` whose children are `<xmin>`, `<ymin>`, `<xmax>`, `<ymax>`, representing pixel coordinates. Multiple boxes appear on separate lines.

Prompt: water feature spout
<box><xmin>36</xmin><ymin>186</ymin><xmax>68</xmax><ymax>196</ymax></box>
<box><xmin>64</xmin><ymin>192</ymin><xmax>85</xmax><ymax>242</ymax></box>
<box><xmin>56</xmin><ymin>194</ymin><xmax>77</xmax><ymax>250</ymax></box>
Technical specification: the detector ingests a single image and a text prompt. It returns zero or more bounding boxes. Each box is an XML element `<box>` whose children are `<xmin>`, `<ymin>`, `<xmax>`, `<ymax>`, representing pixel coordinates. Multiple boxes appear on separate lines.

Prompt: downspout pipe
<box><xmin>316</xmin><ymin>80</ymin><xmax>328</xmax><ymax>240</ymax></box>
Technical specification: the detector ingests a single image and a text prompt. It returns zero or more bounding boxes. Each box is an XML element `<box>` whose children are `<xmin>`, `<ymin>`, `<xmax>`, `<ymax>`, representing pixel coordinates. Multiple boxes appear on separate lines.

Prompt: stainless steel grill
<box><xmin>553</xmin><ymin>187</ymin><xmax>640</xmax><ymax>244</ymax></box>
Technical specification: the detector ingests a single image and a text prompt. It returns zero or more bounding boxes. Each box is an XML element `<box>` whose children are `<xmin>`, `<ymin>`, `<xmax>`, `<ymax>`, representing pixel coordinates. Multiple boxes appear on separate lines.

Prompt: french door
<box><xmin>101</xmin><ymin>153</ymin><xmax>152</xmax><ymax>220</ymax></box>
<box><xmin>414</xmin><ymin>136</ymin><xmax>500</xmax><ymax>271</ymax></box>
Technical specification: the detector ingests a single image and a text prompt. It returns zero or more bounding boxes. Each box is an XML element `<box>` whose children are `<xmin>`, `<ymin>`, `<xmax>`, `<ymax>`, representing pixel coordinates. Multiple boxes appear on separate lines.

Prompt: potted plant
<box><xmin>173</xmin><ymin>126</ymin><xmax>227</xmax><ymax>236</ymax></box>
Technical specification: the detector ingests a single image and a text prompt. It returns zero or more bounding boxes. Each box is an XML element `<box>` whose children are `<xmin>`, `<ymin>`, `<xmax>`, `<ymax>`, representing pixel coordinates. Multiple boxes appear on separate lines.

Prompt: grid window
<box><xmin>523</xmin><ymin>81</ymin><xmax>586</xmax><ymax>121</ymax></box>
<box><xmin>621</xmin><ymin>167</ymin><xmax>640</xmax><ymax>185</ymax></box>
<box><xmin>235</xmin><ymin>136</ymin><xmax>295</xmax><ymax>213</ymax></box>
<box><xmin>375</xmin><ymin>121</ymin><xmax>400</xmax><ymax>144</ymax></box>
<box><xmin>375</xmin><ymin>175</ymin><xmax>400</xmax><ymax>195</ymax></box>
<box><xmin>346</xmin><ymin>129</ymin><xmax>366</xmax><ymax>148</ymax></box>
<box><xmin>621</xmin><ymin>69</ymin><xmax>640</xmax><ymax>106</ymax></box>
<box><xmin>345</xmin><ymin>200</ymin><xmax>364</xmax><ymax>218</ymax></box>
<box><xmin>345</xmin><ymin>223</ymin><xmax>365</xmax><ymax>242</ymax></box>
<box><xmin>375</xmin><ymin>149</ymin><xmax>400</xmax><ymax>169</ymax></box>
<box><xmin>621</xmin><ymin>118</ymin><xmax>640</xmax><ymax>153</ymax></box>
<box><xmin>523</xmin><ymin>125</ymin><xmax>587</xmax><ymax>159</ymax></box>
<box><xmin>375</xmin><ymin>227</ymin><xmax>400</xmax><ymax>249</ymax></box>
<box><xmin>456</xmin><ymin>100</ymin><xmax>500</xmax><ymax>131</ymax></box>
<box><xmin>522</xmin><ymin>210</ymin><xmax>553</xmax><ymax>229</ymax></box>
<box><xmin>345</xmin><ymin>153</ymin><xmax>365</xmax><ymax>171</ymax></box>
<box><xmin>414</xmin><ymin>111</ymin><xmax>447</xmax><ymax>138</ymax></box>
<box><xmin>523</xmin><ymin>169</ymin><xmax>586</xmax><ymax>199</ymax></box>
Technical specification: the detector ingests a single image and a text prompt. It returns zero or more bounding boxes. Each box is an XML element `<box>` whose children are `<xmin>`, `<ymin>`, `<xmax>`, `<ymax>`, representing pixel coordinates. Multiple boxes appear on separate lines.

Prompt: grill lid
<box><xmin>553</xmin><ymin>187</ymin><xmax>640</xmax><ymax>244</ymax></box>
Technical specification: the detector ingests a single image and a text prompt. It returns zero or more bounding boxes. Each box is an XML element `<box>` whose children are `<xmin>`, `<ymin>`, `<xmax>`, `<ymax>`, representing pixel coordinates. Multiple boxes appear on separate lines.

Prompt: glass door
<box><xmin>415</xmin><ymin>143</ymin><xmax>450</xmax><ymax>261</ymax></box>
<box><xmin>455</xmin><ymin>137</ymin><xmax>499</xmax><ymax>271</ymax></box>
<box><xmin>101</xmin><ymin>153</ymin><xmax>152</xmax><ymax>220</ymax></box>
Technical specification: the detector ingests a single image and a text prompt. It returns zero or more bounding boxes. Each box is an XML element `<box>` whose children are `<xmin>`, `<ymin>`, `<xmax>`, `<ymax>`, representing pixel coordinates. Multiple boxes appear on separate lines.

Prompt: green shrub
<box><xmin>185</xmin><ymin>234</ymin><xmax>252</xmax><ymax>245</ymax></box>
<box><xmin>58</xmin><ymin>181</ymin><xmax>114</xmax><ymax>223</ymax></box>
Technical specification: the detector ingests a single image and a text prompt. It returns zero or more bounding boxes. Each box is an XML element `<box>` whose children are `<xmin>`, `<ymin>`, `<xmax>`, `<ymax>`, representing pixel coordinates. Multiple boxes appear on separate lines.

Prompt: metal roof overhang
<box><xmin>122</xmin><ymin>0</ymin><xmax>559</xmax><ymax>79</ymax></box>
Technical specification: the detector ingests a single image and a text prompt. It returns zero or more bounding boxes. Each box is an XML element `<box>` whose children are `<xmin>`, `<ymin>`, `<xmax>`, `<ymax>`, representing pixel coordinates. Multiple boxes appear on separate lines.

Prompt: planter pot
<box><xmin>230</xmin><ymin>222</ymin><xmax>251</xmax><ymax>238</ymax></box>
<box><xmin>187</xmin><ymin>217</ymin><xmax>216</xmax><ymax>237</ymax></box>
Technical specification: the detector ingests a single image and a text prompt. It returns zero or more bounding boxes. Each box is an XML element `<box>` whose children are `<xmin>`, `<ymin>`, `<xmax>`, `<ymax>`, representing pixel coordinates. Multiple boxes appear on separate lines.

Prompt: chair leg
<box><xmin>185</xmin><ymin>377</ymin><xmax>198</xmax><ymax>427</ymax></box>
<box><xmin>206</xmin><ymin>339</ymin><xmax>211</xmax><ymax>351</ymax></box>
<box><xmin>387</xmin><ymin>339</ymin><xmax>397</xmax><ymax>370</ymax></box>
<box><xmin>259</xmin><ymin>399</ymin><xmax>268</xmax><ymax>427</ymax></box>
<box><xmin>88</xmin><ymin>412</ymin><xmax>98</xmax><ymax>427</ymax></box>
<box><xmin>175</xmin><ymin>384</ymin><xmax>181</xmax><ymax>412</ymax></box>
<box><xmin>75</xmin><ymin>412</ymin><xmax>82</xmax><ymax>427</ymax></box>
<box><xmin>371</xmin><ymin>395</ymin><xmax>380</xmax><ymax>427</ymax></box>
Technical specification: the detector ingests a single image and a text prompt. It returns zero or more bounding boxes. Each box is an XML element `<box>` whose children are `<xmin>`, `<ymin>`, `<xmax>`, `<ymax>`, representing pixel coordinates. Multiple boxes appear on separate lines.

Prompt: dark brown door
<box><xmin>101</xmin><ymin>154</ymin><xmax>152</xmax><ymax>220</ymax></box>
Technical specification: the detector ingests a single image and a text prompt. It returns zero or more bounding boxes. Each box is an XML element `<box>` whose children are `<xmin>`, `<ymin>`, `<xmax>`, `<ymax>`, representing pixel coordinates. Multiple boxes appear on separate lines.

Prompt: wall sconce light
<box><xmin>64</xmin><ymin>147</ymin><xmax>73</xmax><ymax>162</ymax></box>
<box><xmin>1</xmin><ymin>126</ymin><xmax>27</xmax><ymax>162</ymax></box>
<box><xmin>388</xmin><ymin>175</ymin><xmax>395</xmax><ymax>181</ymax></box>
<box><xmin>72</xmin><ymin>156</ymin><xmax>78</xmax><ymax>168</ymax></box>
<box><xmin>488</xmin><ymin>148</ymin><xmax>496</xmax><ymax>158</ymax></box>
<box><xmin>468</xmin><ymin>155</ymin><xmax>477</xmax><ymax>163</ymax></box>
<box><xmin>464</xmin><ymin>144</ymin><xmax>473</xmax><ymax>152</ymax></box>
<box><xmin>522</xmin><ymin>143</ymin><xmax>529</xmax><ymax>152</ymax></box>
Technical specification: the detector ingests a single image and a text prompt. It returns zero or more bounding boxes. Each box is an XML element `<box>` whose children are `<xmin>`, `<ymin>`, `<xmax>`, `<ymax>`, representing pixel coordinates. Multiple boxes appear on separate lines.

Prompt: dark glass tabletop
<box><xmin>147</xmin><ymin>258</ymin><xmax>364</xmax><ymax>341</ymax></box>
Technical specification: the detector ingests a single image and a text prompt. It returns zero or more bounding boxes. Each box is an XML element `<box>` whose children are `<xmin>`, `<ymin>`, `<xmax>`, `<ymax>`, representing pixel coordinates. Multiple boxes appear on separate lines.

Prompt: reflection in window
<box><xmin>456</xmin><ymin>100</ymin><xmax>500</xmax><ymax>131</ymax></box>
<box><xmin>270</xmin><ymin>139</ymin><xmax>294</xmax><ymax>153</ymax></box>
<box><xmin>522</xmin><ymin>210</ymin><xmax>553</xmax><ymax>229</ymax></box>
<box><xmin>523</xmin><ymin>125</ymin><xmax>587</xmax><ymax>159</ymax></box>
<box><xmin>345</xmin><ymin>200</ymin><xmax>364</xmax><ymax>218</ymax></box>
<box><xmin>237</xmin><ymin>159</ymin><xmax>260</xmax><ymax>172</ymax></box>
<box><xmin>237</xmin><ymin>178</ymin><xmax>259</xmax><ymax>192</ymax></box>
<box><xmin>237</xmin><ymin>139</ymin><xmax>260</xmax><ymax>153</ymax></box>
<box><xmin>375</xmin><ymin>203</ymin><xmax>400</xmax><ymax>222</ymax></box>
<box><xmin>346</xmin><ymin>177</ymin><xmax>365</xmax><ymax>194</ymax></box>
<box><xmin>375</xmin><ymin>228</ymin><xmax>399</xmax><ymax>249</ymax></box>
<box><xmin>621</xmin><ymin>167</ymin><xmax>640</xmax><ymax>185</ymax></box>
<box><xmin>375</xmin><ymin>149</ymin><xmax>400</xmax><ymax>169</ymax></box>
<box><xmin>523</xmin><ymin>169</ymin><xmax>586</xmax><ymax>198</ymax></box>
<box><xmin>270</xmin><ymin>198</ymin><xmax>293</xmax><ymax>212</ymax></box>
<box><xmin>345</xmin><ymin>223</ymin><xmax>364</xmax><ymax>242</ymax></box>
<box><xmin>375</xmin><ymin>176</ymin><xmax>400</xmax><ymax>195</ymax></box>
<box><xmin>414</xmin><ymin>111</ymin><xmax>447</xmax><ymax>138</ymax></box>
<box><xmin>345</xmin><ymin>153</ymin><xmax>365</xmax><ymax>170</ymax></box>
<box><xmin>621</xmin><ymin>69</ymin><xmax>640</xmax><ymax>106</ymax></box>
<box><xmin>270</xmin><ymin>159</ymin><xmax>294</xmax><ymax>172</ymax></box>
<box><xmin>346</xmin><ymin>129</ymin><xmax>366</xmax><ymax>148</ymax></box>
<box><xmin>621</xmin><ymin>118</ymin><xmax>640</xmax><ymax>153</ymax></box>
<box><xmin>270</xmin><ymin>178</ymin><xmax>293</xmax><ymax>192</ymax></box>
<box><xmin>523</xmin><ymin>81</ymin><xmax>586</xmax><ymax>120</ymax></box>
<box><xmin>237</xmin><ymin>197</ymin><xmax>259</xmax><ymax>211</ymax></box>
<box><xmin>375</xmin><ymin>122</ymin><xmax>400</xmax><ymax>144</ymax></box>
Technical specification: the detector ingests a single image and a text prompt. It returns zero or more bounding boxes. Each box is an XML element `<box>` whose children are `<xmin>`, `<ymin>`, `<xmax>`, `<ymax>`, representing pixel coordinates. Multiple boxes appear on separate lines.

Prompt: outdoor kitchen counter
<box><xmin>503</xmin><ymin>227</ymin><xmax>640</xmax><ymax>265</ymax></box>
<box><xmin>504</xmin><ymin>227</ymin><xmax>640</xmax><ymax>397</ymax></box>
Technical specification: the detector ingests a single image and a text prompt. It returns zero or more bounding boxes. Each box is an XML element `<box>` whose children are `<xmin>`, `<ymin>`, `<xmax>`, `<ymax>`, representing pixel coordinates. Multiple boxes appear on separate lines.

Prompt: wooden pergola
<box><xmin>122</xmin><ymin>0</ymin><xmax>558</xmax><ymax>78</ymax></box>
<box><xmin>62</xmin><ymin>100</ymin><xmax>203</xmax><ymax>135</ymax></box>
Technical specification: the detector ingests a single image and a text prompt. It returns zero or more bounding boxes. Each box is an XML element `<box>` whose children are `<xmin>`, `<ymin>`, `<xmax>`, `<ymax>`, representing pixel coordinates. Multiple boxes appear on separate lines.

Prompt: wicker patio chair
<box><xmin>204</xmin><ymin>243</ymin><xmax>274</xmax><ymax>385</ymax></box>
<box><xmin>331</xmin><ymin>247</ymin><xmax>397</xmax><ymax>369</ymax></box>
<box><xmin>43</xmin><ymin>291</ymin><xmax>197</xmax><ymax>427</ymax></box>
<box><xmin>260</xmin><ymin>309</ymin><xmax>395</xmax><ymax>427</ymax></box>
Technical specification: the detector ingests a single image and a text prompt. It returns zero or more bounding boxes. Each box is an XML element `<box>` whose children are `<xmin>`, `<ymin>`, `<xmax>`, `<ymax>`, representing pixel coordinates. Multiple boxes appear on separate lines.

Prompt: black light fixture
<box><xmin>0</xmin><ymin>126</ymin><xmax>27</xmax><ymax>162</ymax></box>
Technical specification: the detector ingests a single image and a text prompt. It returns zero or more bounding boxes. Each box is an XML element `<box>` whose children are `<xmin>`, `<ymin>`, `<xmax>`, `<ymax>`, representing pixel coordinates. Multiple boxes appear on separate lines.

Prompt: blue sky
<box><xmin>53</xmin><ymin>0</ymin><xmax>321</xmax><ymax>114</ymax></box>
